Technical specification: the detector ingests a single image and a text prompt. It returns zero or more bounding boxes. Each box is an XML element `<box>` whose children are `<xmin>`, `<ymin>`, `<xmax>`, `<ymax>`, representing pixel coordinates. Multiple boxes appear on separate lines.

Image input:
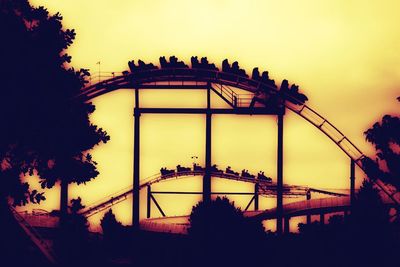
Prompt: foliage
<box><xmin>100</xmin><ymin>209</ymin><xmax>130</xmax><ymax>258</ymax></box>
<box><xmin>55</xmin><ymin>197</ymin><xmax>90</xmax><ymax>264</ymax></box>
<box><xmin>363</xmin><ymin>98</ymin><xmax>400</xmax><ymax>188</ymax></box>
<box><xmin>188</xmin><ymin>196</ymin><xmax>264</xmax><ymax>240</ymax></box>
<box><xmin>188</xmin><ymin>197</ymin><xmax>265</xmax><ymax>267</ymax></box>
<box><xmin>0</xmin><ymin>0</ymin><xmax>109</xmax><ymax>206</ymax></box>
<box><xmin>352</xmin><ymin>180</ymin><xmax>390</xmax><ymax>229</ymax></box>
<box><xmin>298</xmin><ymin>179</ymin><xmax>395</xmax><ymax>267</ymax></box>
<box><xmin>100</xmin><ymin>209</ymin><xmax>123</xmax><ymax>234</ymax></box>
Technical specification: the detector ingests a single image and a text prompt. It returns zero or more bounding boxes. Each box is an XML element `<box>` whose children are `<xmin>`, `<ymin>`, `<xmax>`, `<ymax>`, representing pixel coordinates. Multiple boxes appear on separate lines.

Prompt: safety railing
<box><xmin>87</xmin><ymin>72</ymin><xmax>124</xmax><ymax>85</ymax></box>
<box><xmin>11</xmin><ymin>206</ymin><xmax>57</xmax><ymax>264</ymax></box>
<box><xmin>285</xmin><ymin>102</ymin><xmax>364</xmax><ymax>162</ymax></box>
<box><xmin>81</xmin><ymin>169</ymin><xmax>348</xmax><ymax>217</ymax></box>
<box><xmin>79</xmin><ymin>67</ymin><xmax>400</xmax><ymax>209</ymax></box>
<box><xmin>285</xmin><ymin>101</ymin><xmax>400</xmax><ymax>205</ymax></box>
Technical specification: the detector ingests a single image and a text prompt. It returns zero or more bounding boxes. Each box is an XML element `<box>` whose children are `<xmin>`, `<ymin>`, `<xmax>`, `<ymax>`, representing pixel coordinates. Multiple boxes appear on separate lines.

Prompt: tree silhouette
<box><xmin>0</xmin><ymin>0</ymin><xmax>109</xmax><ymax>206</ymax></box>
<box><xmin>188</xmin><ymin>197</ymin><xmax>265</xmax><ymax>267</ymax></box>
<box><xmin>101</xmin><ymin>209</ymin><xmax>123</xmax><ymax>235</ymax></box>
<box><xmin>100</xmin><ymin>209</ymin><xmax>129</xmax><ymax>258</ymax></box>
<box><xmin>297</xmin><ymin>179</ymin><xmax>395</xmax><ymax>267</ymax></box>
<box><xmin>54</xmin><ymin>197</ymin><xmax>91</xmax><ymax>264</ymax></box>
<box><xmin>0</xmin><ymin>1</ymin><xmax>109</xmax><ymax>264</ymax></box>
<box><xmin>352</xmin><ymin>180</ymin><xmax>390</xmax><ymax>228</ymax></box>
<box><xmin>363</xmin><ymin>97</ymin><xmax>399</xmax><ymax>188</ymax></box>
<box><xmin>348</xmin><ymin>179</ymin><xmax>394</xmax><ymax>267</ymax></box>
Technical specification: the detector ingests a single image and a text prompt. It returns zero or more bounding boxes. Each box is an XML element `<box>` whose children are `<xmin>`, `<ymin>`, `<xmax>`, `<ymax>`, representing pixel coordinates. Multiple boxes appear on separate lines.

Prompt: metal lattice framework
<box><xmin>77</xmin><ymin>66</ymin><xmax>400</xmax><ymax>208</ymax></box>
<box><xmin>10</xmin><ymin>207</ymin><xmax>56</xmax><ymax>264</ymax></box>
<box><xmin>140</xmin><ymin>195</ymin><xmax>397</xmax><ymax>234</ymax></box>
<box><xmin>79</xmin><ymin>170</ymin><xmax>347</xmax><ymax>218</ymax></box>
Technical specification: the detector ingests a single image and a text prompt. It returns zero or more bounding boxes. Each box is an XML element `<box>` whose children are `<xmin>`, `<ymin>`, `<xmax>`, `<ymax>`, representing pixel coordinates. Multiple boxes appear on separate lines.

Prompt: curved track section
<box><xmin>140</xmin><ymin>195</ymin><xmax>396</xmax><ymax>234</ymax></box>
<box><xmin>11</xmin><ymin>207</ymin><xmax>56</xmax><ymax>264</ymax></box>
<box><xmin>80</xmin><ymin>170</ymin><xmax>346</xmax><ymax>218</ymax></box>
<box><xmin>78</xmin><ymin>67</ymin><xmax>400</xmax><ymax>207</ymax></box>
<box><xmin>78</xmin><ymin>68</ymin><xmax>268</xmax><ymax>101</ymax></box>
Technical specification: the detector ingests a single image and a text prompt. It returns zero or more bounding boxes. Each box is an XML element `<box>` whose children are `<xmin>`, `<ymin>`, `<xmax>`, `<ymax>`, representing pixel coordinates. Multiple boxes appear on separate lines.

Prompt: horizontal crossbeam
<box><xmin>136</xmin><ymin>85</ymin><xmax>208</xmax><ymax>89</ymax></box>
<box><xmin>137</xmin><ymin>108</ymin><xmax>282</xmax><ymax>115</ymax></box>
<box><xmin>151</xmin><ymin>191</ymin><xmax>256</xmax><ymax>195</ymax></box>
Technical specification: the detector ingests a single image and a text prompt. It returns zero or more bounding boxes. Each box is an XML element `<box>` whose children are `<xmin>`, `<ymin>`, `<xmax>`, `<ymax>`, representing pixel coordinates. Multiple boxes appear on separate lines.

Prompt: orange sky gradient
<box><xmin>22</xmin><ymin>0</ymin><xmax>400</xmax><ymax>231</ymax></box>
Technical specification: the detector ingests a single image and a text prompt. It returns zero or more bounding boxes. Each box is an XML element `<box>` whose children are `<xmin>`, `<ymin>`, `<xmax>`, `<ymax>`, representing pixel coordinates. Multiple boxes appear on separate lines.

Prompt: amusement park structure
<box><xmin>53</xmin><ymin>55</ymin><xmax>397</xmax><ymax>235</ymax></box>
<box><xmin>13</xmin><ymin>56</ymin><xmax>400</xmax><ymax>263</ymax></box>
<box><xmin>78</xmin><ymin>164</ymin><xmax>348</xmax><ymax>218</ymax></box>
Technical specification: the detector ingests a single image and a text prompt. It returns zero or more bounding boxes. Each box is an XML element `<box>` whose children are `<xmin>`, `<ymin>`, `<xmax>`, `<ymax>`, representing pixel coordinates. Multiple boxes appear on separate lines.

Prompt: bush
<box><xmin>188</xmin><ymin>197</ymin><xmax>265</xmax><ymax>267</ymax></box>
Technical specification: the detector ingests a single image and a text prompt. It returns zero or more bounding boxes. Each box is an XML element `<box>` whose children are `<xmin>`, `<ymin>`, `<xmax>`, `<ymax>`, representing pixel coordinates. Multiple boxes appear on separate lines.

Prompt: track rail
<box><xmin>79</xmin><ymin>170</ymin><xmax>347</xmax><ymax>218</ymax></box>
<box><xmin>79</xmin><ymin>66</ymin><xmax>400</xmax><ymax>207</ymax></box>
<box><xmin>284</xmin><ymin>102</ymin><xmax>399</xmax><ymax>205</ymax></box>
<box><xmin>10</xmin><ymin>207</ymin><xmax>57</xmax><ymax>264</ymax></box>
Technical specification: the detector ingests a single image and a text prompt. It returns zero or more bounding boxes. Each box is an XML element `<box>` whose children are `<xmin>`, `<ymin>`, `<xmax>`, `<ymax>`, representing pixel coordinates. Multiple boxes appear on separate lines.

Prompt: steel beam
<box><xmin>244</xmin><ymin>196</ymin><xmax>255</xmax><ymax>211</ymax></box>
<box><xmin>204</xmin><ymin>83</ymin><xmax>212</xmax><ymax>202</ymax></box>
<box><xmin>133</xmin><ymin>88</ymin><xmax>140</xmax><ymax>229</ymax></box>
<box><xmin>136</xmin><ymin>84</ymin><xmax>208</xmax><ymax>90</ymax></box>
<box><xmin>306</xmin><ymin>190</ymin><xmax>311</xmax><ymax>224</ymax></box>
<box><xmin>147</xmin><ymin>185</ymin><xmax>151</xmax><ymax>218</ymax></box>
<box><xmin>276</xmin><ymin>110</ymin><xmax>284</xmax><ymax>234</ymax></box>
<box><xmin>320</xmin><ymin>213</ymin><xmax>325</xmax><ymax>225</ymax></box>
<box><xmin>151</xmin><ymin>191</ymin><xmax>255</xmax><ymax>195</ymax></box>
<box><xmin>150</xmin><ymin>194</ymin><xmax>166</xmax><ymax>217</ymax></box>
<box><xmin>137</xmin><ymin>107</ymin><xmax>280</xmax><ymax>115</ymax></box>
<box><xmin>284</xmin><ymin>217</ymin><xmax>290</xmax><ymax>234</ymax></box>
<box><xmin>254</xmin><ymin>183</ymin><xmax>259</xmax><ymax>211</ymax></box>
<box><xmin>350</xmin><ymin>159</ymin><xmax>356</xmax><ymax>208</ymax></box>
<box><xmin>60</xmin><ymin>179</ymin><xmax>68</xmax><ymax>226</ymax></box>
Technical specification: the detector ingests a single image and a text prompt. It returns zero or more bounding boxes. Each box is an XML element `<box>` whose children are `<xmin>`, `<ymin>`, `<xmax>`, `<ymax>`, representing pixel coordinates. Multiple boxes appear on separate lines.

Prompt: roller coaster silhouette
<box><xmin>79</xmin><ymin>163</ymin><xmax>347</xmax><ymax>218</ymax></box>
<box><xmin>69</xmin><ymin>55</ymin><xmax>400</xmax><ymax>235</ymax></box>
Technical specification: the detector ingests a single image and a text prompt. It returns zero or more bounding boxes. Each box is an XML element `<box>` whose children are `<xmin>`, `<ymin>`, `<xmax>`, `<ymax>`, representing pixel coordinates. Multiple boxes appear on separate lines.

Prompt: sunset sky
<box><xmin>25</xmin><ymin>0</ymin><xmax>400</xmax><ymax>230</ymax></box>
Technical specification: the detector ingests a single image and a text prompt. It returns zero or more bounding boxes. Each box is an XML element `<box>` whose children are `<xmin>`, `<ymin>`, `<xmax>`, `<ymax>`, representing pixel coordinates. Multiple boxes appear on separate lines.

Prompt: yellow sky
<box><xmin>25</xmin><ymin>0</ymin><xmax>400</xmax><ymax>228</ymax></box>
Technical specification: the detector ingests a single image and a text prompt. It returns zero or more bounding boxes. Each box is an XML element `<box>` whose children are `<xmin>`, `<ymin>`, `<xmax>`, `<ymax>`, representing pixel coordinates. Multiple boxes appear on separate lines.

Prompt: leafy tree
<box><xmin>0</xmin><ymin>1</ymin><xmax>109</xmax><ymax>263</ymax></box>
<box><xmin>0</xmin><ymin>0</ymin><xmax>109</xmax><ymax>207</ymax></box>
<box><xmin>55</xmin><ymin>197</ymin><xmax>91</xmax><ymax>264</ymax></box>
<box><xmin>363</xmin><ymin>97</ymin><xmax>399</xmax><ymax>188</ymax></box>
<box><xmin>348</xmin><ymin>180</ymin><xmax>394</xmax><ymax>266</ymax></box>
<box><xmin>352</xmin><ymin>180</ymin><xmax>390</xmax><ymax>228</ymax></box>
<box><xmin>188</xmin><ymin>197</ymin><xmax>265</xmax><ymax>267</ymax></box>
<box><xmin>100</xmin><ymin>209</ymin><xmax>128</xmax><ymax>257</ymax></box>
<box><xmin>101</xmin><ymin>209</ymin><xmax>123</xmax><ymax>236</ymax></box>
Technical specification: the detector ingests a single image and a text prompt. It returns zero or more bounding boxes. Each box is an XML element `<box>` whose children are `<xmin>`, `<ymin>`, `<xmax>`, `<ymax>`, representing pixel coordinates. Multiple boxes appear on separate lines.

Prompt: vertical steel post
<box><xmin>204</xmin><ymin>83</ymin><xmax>212</xmax><ymax>202</ymax></box>
<box><xmin>306</xmin><ymin>190</ymin><xmax>311</xmax><ymax>224</ymax></box>
<box><xmin>350</xmin><ymin>159</ymin><xmax>356</xmax><ymax>208</ymax></box>
<box><xmin>60</xmin><ymin>179</ymin><xmax>68</xmax><ymax>226</ymax></box>
<box><xmin>147</xmin><ymin>185</ymin><xmax>151</xmax><ymax>219</ymax></box>
<box><xmin>254</xmin><ymin>183</ymin><xmax>259</xmax><ymax>211</ymax></box>
<box><xmin>284</xmin><ymin>217</ymin><xmax>290</xmax><ymax>234</ymax></box>
<box><xmin>133</xmin><ymin>88</ymin><xmax>140</xmax><ymax>229</ymax></box>
<box><xmin>320</xmin><ymin>213</ymin><xmax>325</xmax><ymax>225</ymax></box>
<box><xmin>276</xmin><ymin>109</ymin><xmax>284</xmax><ymax>234</ymax></box>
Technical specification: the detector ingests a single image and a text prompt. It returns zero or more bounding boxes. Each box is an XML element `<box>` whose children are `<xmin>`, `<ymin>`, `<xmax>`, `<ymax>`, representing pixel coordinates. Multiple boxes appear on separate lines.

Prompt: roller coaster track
<box><xmin>10</xmin><ymin>207</ymin><xmax>56</xmax><ymax>264</ymax></box>
<box><xmin>78</xmin><ymin>66</ymin><xmax>400</xmax><ymax>208</ymax></box>
<box><xmin>140</xmin><ymin>195</ymin><xmax>397</xmax><ymax>234</ymax></box>
<box><xmin>79</xmin><ymin>170</ymin><xmax>347</xmax><ymax>218</ymax></box>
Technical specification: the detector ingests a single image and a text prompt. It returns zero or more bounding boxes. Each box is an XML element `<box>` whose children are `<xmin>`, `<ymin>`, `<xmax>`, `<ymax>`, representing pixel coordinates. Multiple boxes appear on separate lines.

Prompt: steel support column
<box><xmin>254</xmin><ymin>183</ymin><xmax>259</xmax><ymax>211</ymax></box>
<box><xmin>306</xmin><ymin>190</ymin><xmax>311</xmax><ymax>224</ymax></box>
<box><xmin>60</xmin><ymin>179</ymin><xmax>68</xmax><ymax>226</ymax></box>
<box><xmin>204</xmin><ymin>84</ymin><xmax>212</xmax><ymax>202</ymax></box>
<box><xmin>133</xmin><ymin>88</ymin><xmax>140</xmax><ymax>229</ymax></box>
<box><xmin>276</xmin><ymin>110</ymin><xmax>284</xmax><ymax>234</ymax></box>
<box><xmin>284</xmin><ymin>217</ymin><xmax>290</xmax><ymax>234</ymax></box>
<box><xmin>350</xmin><ymin>159</ymin><xmax>356</xmax><ymax>208</ymax></box>
<box><xmin>320</xmin><ymin>213</ymin><xmax>325</xmax><ymax>225</ymax></box>
<box><xmin>147</xmin><ymin>185</ymin><xmax>151</xmax><ymax>218</ymax></box>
